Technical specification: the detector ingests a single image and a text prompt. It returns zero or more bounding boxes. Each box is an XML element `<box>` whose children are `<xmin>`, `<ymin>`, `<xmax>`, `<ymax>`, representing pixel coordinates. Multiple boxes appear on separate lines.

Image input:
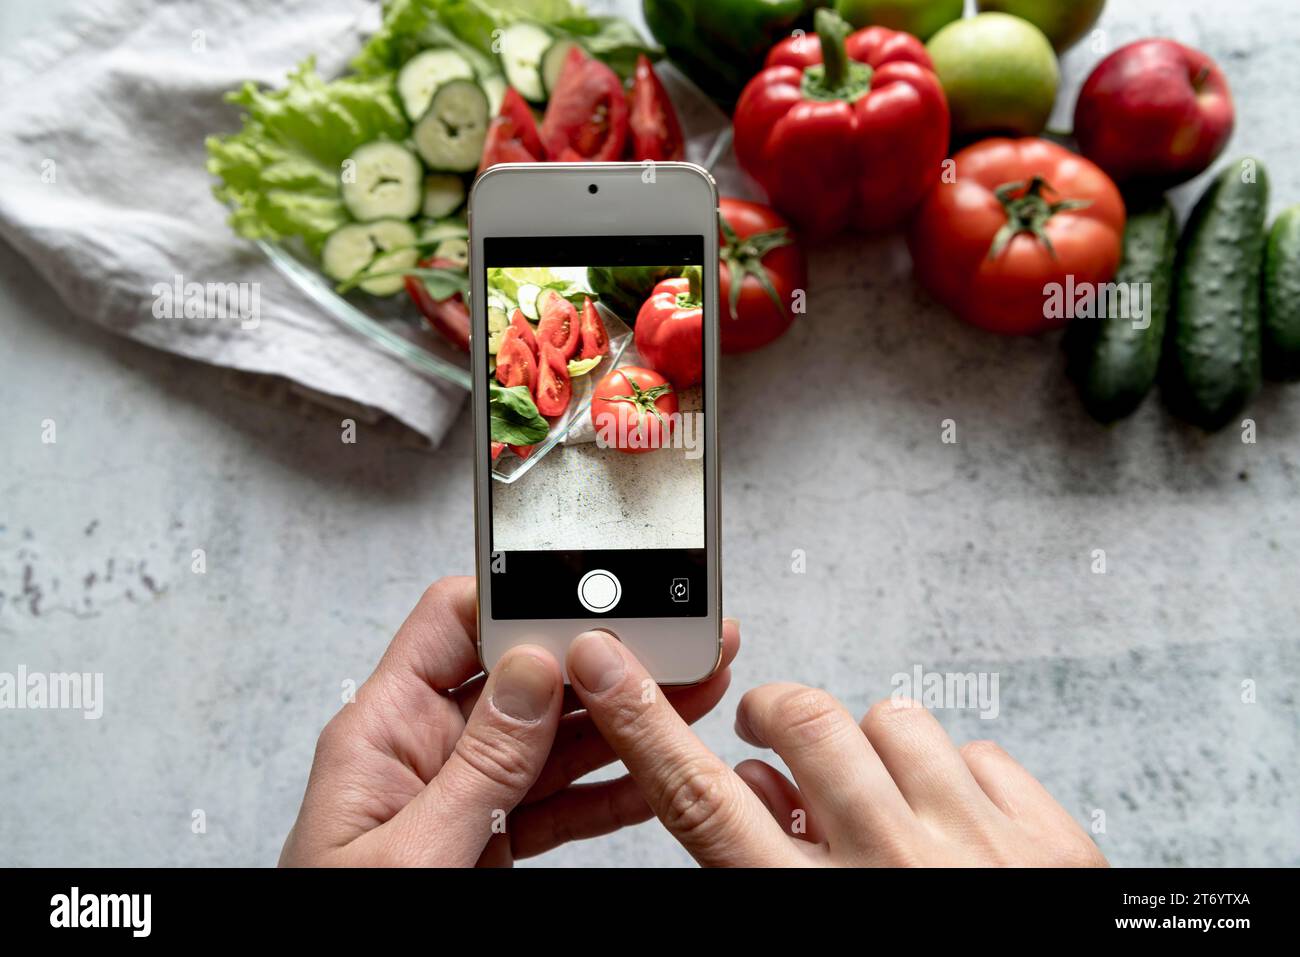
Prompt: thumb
<box><xmin>378</xmin><ymin>646</ymin><xmax>563</xmax><ymax>866</ymax></box>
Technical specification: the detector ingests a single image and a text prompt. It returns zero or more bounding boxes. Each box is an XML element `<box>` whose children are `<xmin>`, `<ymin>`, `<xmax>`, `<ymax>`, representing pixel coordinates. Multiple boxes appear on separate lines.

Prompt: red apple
<box><xmin>1074</xmin><ymin>39</ymin><xmax>1234</xmax><ymax>189</ymax></box>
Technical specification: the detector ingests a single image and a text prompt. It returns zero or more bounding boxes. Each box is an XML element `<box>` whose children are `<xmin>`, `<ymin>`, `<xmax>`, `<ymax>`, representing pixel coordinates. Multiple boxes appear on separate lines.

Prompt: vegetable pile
<box><xmin>638</xmin><ymin>1</ymin><xmax>1300</xmax><ymax>431</ymax></box>
<box><xmin>484</xmin><ymin>262</ymin><xmax>719</xmax><ymax>462</ymax></box>
<box><xmin>207</xmin><ymin>0</ymin><xmax>684</xmax><ymax>353</ymax></box>
<box><xmin>485</xmin><ymin>266</ymin><xmax>610</xmax><ymax>461</ymax></box>
<box><xmin>203</xmin><ymin>0</ymin><xmax>1300</xmax><ymax>440</ymax></box>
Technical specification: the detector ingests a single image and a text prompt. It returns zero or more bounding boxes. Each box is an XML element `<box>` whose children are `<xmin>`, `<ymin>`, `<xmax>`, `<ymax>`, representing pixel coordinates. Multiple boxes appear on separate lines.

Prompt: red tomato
<box><xmin>590</xmin><ymin>366</ymin><xmax>679</xmax><ymax>454</ymax></box>
<box><xmin>717</xmin><ymin>198</ymin><xmax>807</xmax><ymax>353</ymax></box>
<box><xmin>578</xmin><ymin>296</ymin><xmax>609</xmax><ymax>359</ymax></box>
<box><xmin>627</xmin><ymin>54</ymin><xmax>684</xmax><ymax>162</ymax></box>
<box><xmin>508</xmin><ymin>444</ymin><xmax>534</xmax><ymax>459</ymax></box>
<box><xmin>509</xmin><ymin>308</ymin><xmax>538</xmax><ymax>356</ymax></box>
<box><xmin>634</xmin><ymin>274</ymin><xmax>703</xmax><ymax>388</ymax></box>
<box><xmin>479</xmin><ymin>88</ymin><xmax>544</xmax><ymax>172</ymax></box>
<box><xmin>535</xmin><ymin>290</ymin><xmax>580</xmax><ymax>358</ymax></box>
<box><xmin>490</xmin><ymin>441</ymin><xmax>505</xmax><ymax>462</ymax></box>
<box><xmin>405</xmin><ymin>256</ymin><xmax>470</xmax><ymax>351</ymax></box>
<box><xmin>534</xmin><ymin>342</ymin><xmax>572</xmax><ymax>416</ymax></box>
<box><xmin>495</xmin><ymin>335</ymin><xmax>537</xmax><ymax>392</ymax></box>
<box><xmin>540</xmin><ymin>47</ymin><xmax>629</xmax><ymax>161</ymax></box>
<box><xmin>908</xmin><ymin>137</ymin><xmax>1126</xmax><ymax>336</ymax></box>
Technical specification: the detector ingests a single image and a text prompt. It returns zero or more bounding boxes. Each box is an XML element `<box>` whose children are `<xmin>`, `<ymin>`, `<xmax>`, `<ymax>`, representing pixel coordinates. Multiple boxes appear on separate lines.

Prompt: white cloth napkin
<box><xmin>0</xmin><ymin>0</ymin><xmax>468</xmax><ymax>443</ymax></box>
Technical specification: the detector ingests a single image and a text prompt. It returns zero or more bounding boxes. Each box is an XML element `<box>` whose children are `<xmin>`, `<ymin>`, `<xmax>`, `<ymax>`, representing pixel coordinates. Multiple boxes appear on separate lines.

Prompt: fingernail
<box><xmin>569</xmin><ymin>631</ymin><xmax>626</xmax><ymax>694</ymax></box>
<box><xmin>492</xmin><ymin>653</ymin><xmax>556</xmax><ymax>722</ymax></box>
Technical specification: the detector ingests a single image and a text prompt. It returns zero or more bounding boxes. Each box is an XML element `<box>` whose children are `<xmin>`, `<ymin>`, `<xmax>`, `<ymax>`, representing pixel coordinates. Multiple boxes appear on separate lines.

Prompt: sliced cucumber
<box><xmin>516</xmin><ymin>283</ymin><xmax>542</xmax><ymax>320</ymax></box>
<box><xmin>340</xmin><ymin>142</ymin><xmax>422</xmax><ymax>222</ymax></box>
<box><xmin>481</xmin><ymin>73</ymin><xmax>507</xmax><ymax>116</ymax></box>
<box><xmin>413</xmin><ymin>79</ymin><xmax>490</xmax><ymax>173</ymax></box>
<box><xmin>418</xmin><ymin>217</ymin><xmax>468</xmax><ymax>248</ymax></box>
<box><xmin>541</xmin><ymin>38</ymin><xmax>581</xmax><ymax>99</ymax></box>
<box><xmin>321</xmin><ymin>220</ymin><xmax>417</xmax><ymax>297</ymax></box>
<box><xmin>421</xmin><ymin>173</ymin><xmax>465</xmax><ymax>218</ymax></box>
<box><xmin>497</xmin><ymin>22</ymin><xmax>553</xmax><ymax>103</ymax></box>
<box><xmin>397</xmin><ymin>48</ymin><xmax>475</xmax><ymax>122</ymax></box>
<box><xmin>434</xmin><ymin>237</ymin><xmax>469</xmax><ymax>267</ymax></box>
<box><xmin>487</xmin><ymin>305</ymin><xmax>510</xmax><ymax>354</ymax></box>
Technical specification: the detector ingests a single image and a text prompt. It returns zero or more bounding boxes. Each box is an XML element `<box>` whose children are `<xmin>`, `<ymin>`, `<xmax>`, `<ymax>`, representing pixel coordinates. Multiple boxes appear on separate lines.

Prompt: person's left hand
<box><xmin>279</xmin><ymin>576</ymin><xmax>739</xmax><ymax>866</ymax></box>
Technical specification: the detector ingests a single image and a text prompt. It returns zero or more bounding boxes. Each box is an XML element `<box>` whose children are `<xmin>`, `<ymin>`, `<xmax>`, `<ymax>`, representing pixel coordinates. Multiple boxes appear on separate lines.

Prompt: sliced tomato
<box><xmin>540</xmin><ymin>47</ymin><xmax>629</xmax><ymax>161</ymax></box>
<box><xmin>508</xmin><ymin>444</ymin><xmax>535</xmax><ymax>459</ymax></box>
<box><xmin>490</xmin><ymin>441</ymin><xmax>505</xmax><ymax>462</ymax></box>
<box><xmin>500</xmin><ymin>87</ymin><xmax>544</xmax><ymax>157</ymax></box>
<box><xmin>534</xmin><ymin>342</ymin><xmax>573</xmax><ymax>417</ymax></box>
<box><xmin>509</xmin><ymin>308</ymin><xmax>538</xmax><ymax>356</ymax></box>
<box><xmin>535</xmin><ymin>289</ymin><xmax>581</xmax><ymax>358</ymax></box>
<box><xmin>405</xmin><ymin>256</ymin><xmax>470</xmax><ymax>351</ymax></box>
<box><xmin>627</xmin><ymin>54</ymin><xmax>684</xmax><ymax>162</ymax></box>
<box><xmin>541</xmin><ymin>340</ymin><xmax>567</xmax><ymax>375</ymax></box>
<box><xmin>495</xmin><ymin>335</ymin><xmax>537</xmax><ymax>392</ymax></box>
<box><xmin>578</xmin><ymin>296</ymin><xmax>609</xmax><ymax>359</ymax></box>
<box><xmin>479</xmin><ymin>88</ymin><xmax>544</xmax><ymax>173</ymax></box>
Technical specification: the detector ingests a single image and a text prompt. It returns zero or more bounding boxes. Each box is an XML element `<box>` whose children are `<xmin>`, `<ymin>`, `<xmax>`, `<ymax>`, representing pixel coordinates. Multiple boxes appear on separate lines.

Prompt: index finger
<box><xmin>566</xmin><ymin>630</ymin><xmax>793</xmax><ymax>867</ymax></box>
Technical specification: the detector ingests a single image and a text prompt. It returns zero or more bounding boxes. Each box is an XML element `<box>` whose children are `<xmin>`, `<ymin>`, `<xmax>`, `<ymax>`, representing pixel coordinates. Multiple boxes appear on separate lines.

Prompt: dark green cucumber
<box><xmin>1164</xmin><ymin>158</ymin><xmax>1270</xmax><ymax>431</ymax></box>
<box><xmin>1065</xmin><ymin>199</ymin><xmax>1178</xmax><ymax>422</ymax></box>
<box><xmin>1263</xmin><ymin>205</ymin><xmax>1300</xmax><ymax>381</ymax></box>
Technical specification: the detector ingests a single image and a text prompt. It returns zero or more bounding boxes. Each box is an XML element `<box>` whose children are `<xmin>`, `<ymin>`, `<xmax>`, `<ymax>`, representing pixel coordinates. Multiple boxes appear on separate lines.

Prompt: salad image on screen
<box><xmin>486</xmin><ymin>259</ymin><xmax>705</xmax><ymax>554</ymax></box>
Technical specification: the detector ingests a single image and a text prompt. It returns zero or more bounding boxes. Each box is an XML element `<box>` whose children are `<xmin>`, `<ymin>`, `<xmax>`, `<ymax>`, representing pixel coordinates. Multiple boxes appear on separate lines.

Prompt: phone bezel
<box><xmin>469</xmin><ymin>162</ymin><xmax>722</xmax><ymax>685</ymax></box>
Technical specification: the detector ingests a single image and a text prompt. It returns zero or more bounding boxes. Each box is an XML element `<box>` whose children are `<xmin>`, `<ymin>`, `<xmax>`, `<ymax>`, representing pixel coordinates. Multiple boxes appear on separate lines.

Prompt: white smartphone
<box><xmin>469</xmin><ymin>162</ymin><xmax>721</xmax><ymax>685</ymax></box>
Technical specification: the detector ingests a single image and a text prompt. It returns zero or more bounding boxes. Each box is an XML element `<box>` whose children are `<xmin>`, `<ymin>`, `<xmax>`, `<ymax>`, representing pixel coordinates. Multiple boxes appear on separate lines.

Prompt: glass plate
<box><xmin>254</xmin><ymin>64</ymin><xmax>731</xmax><ymax>475</ymax></box>
<box><xmin>255</xmin><ymin>62</ymin><xmax>730</xmax><ymax>393</ymax></box>
<box><xmin>492</xmin><ymin>301</ymin><xmax>632</xmax><ymax>485</ymax></box>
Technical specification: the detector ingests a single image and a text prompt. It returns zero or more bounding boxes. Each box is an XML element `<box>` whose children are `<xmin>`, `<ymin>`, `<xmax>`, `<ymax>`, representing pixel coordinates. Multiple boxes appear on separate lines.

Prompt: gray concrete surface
<box><xmin>2</xmin><ymin>0</ymin><xmax>1299</xmax><ymax>867</ymax></box>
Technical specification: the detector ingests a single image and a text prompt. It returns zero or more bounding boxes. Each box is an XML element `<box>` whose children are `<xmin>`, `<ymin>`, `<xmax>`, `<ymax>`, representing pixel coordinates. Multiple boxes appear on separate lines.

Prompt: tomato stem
<box><xmin>598</xmin><ymin>379</ymin><xmax>672</xmax><ymax>429</ymax></box>
<box><xmin>989</xmin><ymin>175</ymin><xmax>1093</xmax><ymax>260</ymax></box>
<box><xmin>720</xmin><ymin>213</ymin><xmax>793</xmax><ymax>321</ymax></box>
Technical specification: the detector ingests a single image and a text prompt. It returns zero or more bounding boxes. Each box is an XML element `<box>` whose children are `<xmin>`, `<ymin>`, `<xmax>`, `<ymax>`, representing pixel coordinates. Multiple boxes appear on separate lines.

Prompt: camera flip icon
<box><xmin>669</xmin><ymin>578</ymin><xmax>690</xmax><ymax>603</ymax></box>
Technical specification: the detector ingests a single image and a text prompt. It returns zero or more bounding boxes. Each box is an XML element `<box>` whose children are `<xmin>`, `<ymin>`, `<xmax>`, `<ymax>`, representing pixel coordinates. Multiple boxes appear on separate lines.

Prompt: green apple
<box><xmin>977</xmin><ymin>0</ymin><xmax>1106</xmax><ymax>51</ymax></box>
<box><xmin>833</xmin><ymin>0</ymin><xmax>964</xmax><ymax>42</ymax></box>
<box><xmin>926</xmin><ymin>13</ymin><xmax>1059</xmax><ymax>139</ymax></box>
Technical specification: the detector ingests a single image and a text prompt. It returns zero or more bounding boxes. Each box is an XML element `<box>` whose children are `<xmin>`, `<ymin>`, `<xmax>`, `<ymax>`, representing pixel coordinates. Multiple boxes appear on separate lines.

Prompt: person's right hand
<box><xmin>567</xmin><ymin>630</ymin><xmax>1108</xmax><ymax>867</ymax></box>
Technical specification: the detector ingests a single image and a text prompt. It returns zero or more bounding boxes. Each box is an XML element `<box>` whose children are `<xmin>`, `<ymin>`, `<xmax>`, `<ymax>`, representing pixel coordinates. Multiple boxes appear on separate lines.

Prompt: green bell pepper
<box><xmin>642</xmin><ymin>0</ymin><xmax>816</xmax><ymax>107</ymax></box>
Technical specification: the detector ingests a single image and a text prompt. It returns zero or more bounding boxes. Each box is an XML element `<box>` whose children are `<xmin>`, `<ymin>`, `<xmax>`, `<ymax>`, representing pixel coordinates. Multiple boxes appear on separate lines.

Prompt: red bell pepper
<box><xmin>733</xmin><ymin>8</ymin><xmax>949</xmax><ymax>237</ymax></box>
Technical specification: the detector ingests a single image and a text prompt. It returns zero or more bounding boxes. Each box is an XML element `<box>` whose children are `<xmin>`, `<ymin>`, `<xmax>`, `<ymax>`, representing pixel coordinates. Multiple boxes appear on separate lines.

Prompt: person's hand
<box><xmin>566</xmin><ymin>631</ymin><xmax>1108</xmax><ymax>867</ymax></box>
<box><xmin>279</xmin><ymin>577</ymin><xmax>740</xmax><ymax>866</ymax></box>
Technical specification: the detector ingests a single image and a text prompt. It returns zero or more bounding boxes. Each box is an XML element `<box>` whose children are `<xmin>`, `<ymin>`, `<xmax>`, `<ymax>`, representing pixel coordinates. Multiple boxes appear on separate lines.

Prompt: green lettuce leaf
<box><xmin>206</xmin><ymin>59</ymin><xmax>408</xmax><ymax>250</ymax></box>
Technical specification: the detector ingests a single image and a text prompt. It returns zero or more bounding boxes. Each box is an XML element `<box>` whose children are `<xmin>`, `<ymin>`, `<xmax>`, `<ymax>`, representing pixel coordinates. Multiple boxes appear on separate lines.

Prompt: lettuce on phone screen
<box><xmin>485</xmin><ymin>235</ymin><xmax>706</xmax><ymax>620</ymax></box>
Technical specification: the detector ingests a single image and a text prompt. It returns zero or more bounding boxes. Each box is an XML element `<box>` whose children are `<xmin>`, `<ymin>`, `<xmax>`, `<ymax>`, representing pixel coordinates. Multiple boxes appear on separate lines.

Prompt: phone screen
<box><xmin>484</xmin><ymin>233</ymin><xmax>707</xmax><ymax>621</ymax></box>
